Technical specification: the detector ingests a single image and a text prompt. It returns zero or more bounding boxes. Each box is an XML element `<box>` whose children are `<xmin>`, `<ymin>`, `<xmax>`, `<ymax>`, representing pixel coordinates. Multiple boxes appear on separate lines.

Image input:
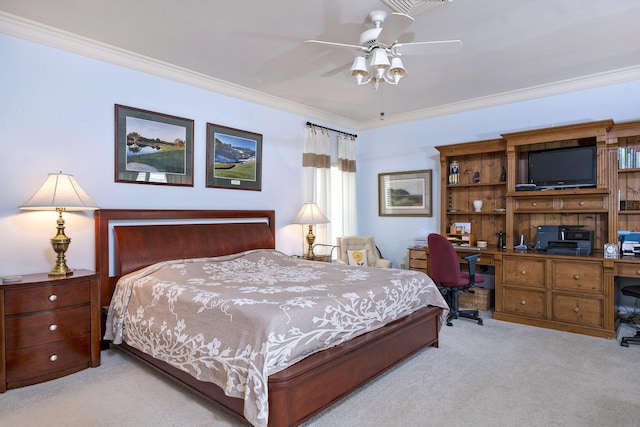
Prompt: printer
<box><xmin>535</xmin><ymin>225</ymin><xmax>594</xmax><ymax>255</ymax></box>
<box><xmin>620</xmin><ymin>232</ymin><xmax>640</xmax><ymax>256</ymax></box>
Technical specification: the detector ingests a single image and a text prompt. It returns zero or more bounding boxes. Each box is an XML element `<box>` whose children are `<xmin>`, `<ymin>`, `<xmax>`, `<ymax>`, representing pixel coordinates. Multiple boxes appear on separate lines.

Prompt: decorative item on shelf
<box><xmin>473</xmin><ymin>200</ymin><xmax>483</xmax><ymax>212</ymax></box>
<box><xmin>604</xmin><ymin>243</ymin><xmax>619</xmax><ymax>259</ymax></box>
<box><xmin>19</xmin><ymin>172</ymin><xmax>98</xmax><ymax>277</ymax></box>
<box><xmin>476</xmin><ymin>240</ymin><xmax>488</xmax><ymax>248</ymax></box>
<box><xmin>499</xmin><ymin>165</ymin><xmax>506</xmax><ymax>182</ymax></box>
<box><xmin>473</xmin><ymin>171</ymin><xmax>480</xmax><ymax>183</ymax></box>
<box><xmin>496</xmin><ymin>231</ymin><xmax>505</xmax><ymax>251</ymax></box>
<box><xmin>448</xmin><ymin>160</ymin><xmax>460</xmax><ymax>184</ymax></box>
<box><xmin>292</xmin><ymin>202</ymin><xmax>330</xmax><ymax>259</ymax></box>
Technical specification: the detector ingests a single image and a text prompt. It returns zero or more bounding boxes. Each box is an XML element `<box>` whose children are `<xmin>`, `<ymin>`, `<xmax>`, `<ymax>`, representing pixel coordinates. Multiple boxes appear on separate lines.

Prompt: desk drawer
<box><xmin>502</xmin><ymin>257</ymin><xmax>545</xmax><ymax>287</ymax></box>
<box><xmin>409</xmin><ymin>249</ymin><xmax>427</xmax><ymax>260</ymax></box>
<box><xmin>410</xmin><ymin>258</ymin><xmax>428</xmax><ymax>270</ymax></box>
<box><xmin>616</xmin><ymin>262</ymin><xmax>640</xmax><ymax>278</ymax></box>
<box><xmin>559</xmin><ymin>195</ymin><xmax>606</xmax><ymax>211</ymax></box>
<box><xmin>514</xmin><ymin>198</ymin><xmax>553</xmax><ymax>211</ymax></box>
<box><xmin>552</xmin><ymin>260</ymin><xmax>603</xmax><ymax>294</ymax></box>
<box><xmin>502</xmin><ymin>288</ymin><xmax>545</xmax><ymax>319</ymax></box>
<box><xmin>552</xmin><ymin>294</ymin><xmax>603</xmax><ymax>328</ymax></box>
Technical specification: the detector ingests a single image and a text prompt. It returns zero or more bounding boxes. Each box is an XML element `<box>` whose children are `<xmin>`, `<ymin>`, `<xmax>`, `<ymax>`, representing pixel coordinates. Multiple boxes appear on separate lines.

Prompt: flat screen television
<box><xmin>528</xmin><ymin>145</ymin><xmax>597</xmax><ymax>189</ymax></box>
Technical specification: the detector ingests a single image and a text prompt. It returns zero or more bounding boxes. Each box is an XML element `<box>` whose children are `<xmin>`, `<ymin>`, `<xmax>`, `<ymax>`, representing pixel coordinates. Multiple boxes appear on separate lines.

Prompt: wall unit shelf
<box><xmin>425</xmin><ymin>119</ymin><xmax>640</xmax><ymax>339</ymax></box>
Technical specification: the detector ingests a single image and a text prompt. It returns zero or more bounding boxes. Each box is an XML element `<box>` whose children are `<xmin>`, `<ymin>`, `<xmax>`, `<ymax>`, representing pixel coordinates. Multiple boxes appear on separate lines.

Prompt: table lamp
<box><xmin>19</xmin><ymin>172</ymin><xmax>98</xmax><ymax>277</ymax></box>
<box><xmin>293</xmin><ymin>202</ymin><xmax>329</xmax><ymax>259</ymax></box>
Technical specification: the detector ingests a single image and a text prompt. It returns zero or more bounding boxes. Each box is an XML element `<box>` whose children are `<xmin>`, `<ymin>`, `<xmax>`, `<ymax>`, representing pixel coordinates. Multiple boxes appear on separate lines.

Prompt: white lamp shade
<box><xmin>20</xmin><ymin>172</ymin><xmax>98</xmax><ymax>211</ymax></box>
<box><xmin>293</xmin><ymin>202</ymin><xmax>329</xmax><ymax>225</ymax></box>
<box><xmin>389</xmin><ymin>57</ymin><xmax>406</xmax><ymax>82</ymax></box>
<box><xmin>370</xmin><ymin>48</ymin><xmax>390</xmax><ymax>69</ymax></box>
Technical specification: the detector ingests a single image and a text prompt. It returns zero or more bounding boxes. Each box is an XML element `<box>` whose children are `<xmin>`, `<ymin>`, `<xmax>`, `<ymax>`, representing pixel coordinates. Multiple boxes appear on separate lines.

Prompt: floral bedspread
<box><xmin>105</xmin><ymin>249</ymin><xmax>448</xmax><ymax>427</ymax></box>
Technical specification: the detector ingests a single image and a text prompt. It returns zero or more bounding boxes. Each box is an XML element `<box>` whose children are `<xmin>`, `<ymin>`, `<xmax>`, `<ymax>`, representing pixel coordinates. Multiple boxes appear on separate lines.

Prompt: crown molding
<box><xmin>357</xmin><ymin>64</ymin><xmax>640</xmax><ymax>130</ymax></box>
<box><xmin>2</xmin><ymin>11</ymin><xmax>639</xmax><ymax>133</ymax></box>
<box><xmin>0</xmin><ymin>12</ymin><xmax>357</xmax><ymax>130</ymax></box>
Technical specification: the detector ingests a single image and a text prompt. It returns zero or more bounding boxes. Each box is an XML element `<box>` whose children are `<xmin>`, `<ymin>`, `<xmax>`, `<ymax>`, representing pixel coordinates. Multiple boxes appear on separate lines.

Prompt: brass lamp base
<box><xmin>49</xmin><ymin>209</ymin><xmax>73</xmax><ymax>277</ymax></box>
<box><xmin>305</xmin><ymin>225</ymin><xmax>316</xmax><ymax>259</ymax></box>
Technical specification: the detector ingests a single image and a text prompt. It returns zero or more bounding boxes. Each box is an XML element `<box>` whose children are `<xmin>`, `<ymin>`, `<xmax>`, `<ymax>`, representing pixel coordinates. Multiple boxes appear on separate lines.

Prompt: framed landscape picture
<box><xmin>114</xmin><ymin>105</ymin><xmax>194</xmax><ymax>186</ymax></box>
<box><xmin>378</xmin><ymin>170</ymin><xmax>432</xmax><ymax>216</ymax></box>
<box><xmin>206</xmin><ymin>123</ymin><xmax>262</xmax><ymax>191</ymax></box>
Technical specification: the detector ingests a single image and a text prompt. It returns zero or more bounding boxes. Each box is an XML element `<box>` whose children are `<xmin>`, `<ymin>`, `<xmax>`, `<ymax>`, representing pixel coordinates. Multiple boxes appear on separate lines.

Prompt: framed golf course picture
<box><xmin>115</xmin><ymin>104</ymin><xmax>194</xmax><ymax>186</ymax></box>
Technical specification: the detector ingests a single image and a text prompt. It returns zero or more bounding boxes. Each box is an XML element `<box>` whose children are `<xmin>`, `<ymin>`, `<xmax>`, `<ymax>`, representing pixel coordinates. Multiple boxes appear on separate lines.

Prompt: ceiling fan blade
<box><xmin>394</xmin><ymin>39</ymin><xmax>463</xmax><ymax>55</ymax></box>
<box><xmin>377</xmin><ymin>13</ymin><xmax>414</xmax><ymax>47</ymax></box>
<box><xmin>321</xmin><ymin>61</ymin><xmax>352</xmax><ymax>77</ymax></box>
<box><xmin>305</xmin><ymin>40</ymin><xmax>367</xmax><ymax>52</ymax></box>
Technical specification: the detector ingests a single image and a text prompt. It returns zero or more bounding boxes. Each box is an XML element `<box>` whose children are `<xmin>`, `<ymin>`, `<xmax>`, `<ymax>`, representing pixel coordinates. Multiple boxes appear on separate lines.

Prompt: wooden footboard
<box><xmin>115</xmin><ymin>305</ymin><xmax>441</xmax><ymax>427</ymax></box>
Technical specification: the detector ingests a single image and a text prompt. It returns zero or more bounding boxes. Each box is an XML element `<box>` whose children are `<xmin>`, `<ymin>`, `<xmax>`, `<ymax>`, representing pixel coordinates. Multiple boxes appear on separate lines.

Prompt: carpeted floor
<box><xmin>1</xmin><ymin>312</ymin><xmax>639</xmax><ymax>427</ymax></box>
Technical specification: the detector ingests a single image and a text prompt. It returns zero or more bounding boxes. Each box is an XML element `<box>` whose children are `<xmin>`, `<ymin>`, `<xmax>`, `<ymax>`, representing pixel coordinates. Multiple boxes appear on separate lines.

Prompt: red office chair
<box><xmin>427</xmin><ymin>233</ymin><xmax>484</xmax><ymax>326</ymax></box>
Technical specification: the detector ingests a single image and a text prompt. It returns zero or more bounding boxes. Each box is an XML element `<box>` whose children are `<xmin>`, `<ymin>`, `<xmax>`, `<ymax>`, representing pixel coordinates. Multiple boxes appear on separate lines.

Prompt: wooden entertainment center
<box><xmin>409</xmin><ymin>119</ymin><xmax>640</xmax><ymax>339</ymax></box>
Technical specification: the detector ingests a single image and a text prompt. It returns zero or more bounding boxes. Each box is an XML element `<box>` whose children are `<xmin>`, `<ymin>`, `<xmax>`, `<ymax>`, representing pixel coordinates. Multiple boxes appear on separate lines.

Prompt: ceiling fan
<box><xmin>305</xmin><ymin>10</ymin><xmax>462</xmax><ymax>90</ymax></box>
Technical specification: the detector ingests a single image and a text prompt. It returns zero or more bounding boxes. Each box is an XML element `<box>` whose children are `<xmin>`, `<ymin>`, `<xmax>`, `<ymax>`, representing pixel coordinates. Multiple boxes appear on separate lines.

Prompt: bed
<box><xmin>96</xmin><ymin>209</ymin><xmax>448</xmax><ymax>427</ymax></box>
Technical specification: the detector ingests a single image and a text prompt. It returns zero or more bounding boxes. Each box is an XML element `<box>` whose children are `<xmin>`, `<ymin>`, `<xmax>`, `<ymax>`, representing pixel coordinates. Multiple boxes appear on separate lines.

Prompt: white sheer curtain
<box><xmin>338</xmin><ymin>134</ymin><xmax>358</xmax><ymax>236</ymax></box>
<box><xmin>302</xmin><ymin>126</ymin><xmax>331</xmax><ymax>253</ymax></box>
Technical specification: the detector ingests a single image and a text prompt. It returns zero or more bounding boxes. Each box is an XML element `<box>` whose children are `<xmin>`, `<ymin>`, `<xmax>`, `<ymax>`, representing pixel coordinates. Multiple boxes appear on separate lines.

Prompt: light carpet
<box><xmin>1</xmin><ymin>313</ymin><xmax>639</xmax><ymax>427</ymax></box>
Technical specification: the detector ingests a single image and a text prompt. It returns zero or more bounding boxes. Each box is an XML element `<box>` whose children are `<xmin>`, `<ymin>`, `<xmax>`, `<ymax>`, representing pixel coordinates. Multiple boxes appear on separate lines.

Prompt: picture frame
<box><xmin>115</xmin><ymin>105</ymin><xmax>194</xmax><ymax>186</ymax></box>
<box><xmin>378</xmin><ymin>170</ymin><xmax>432</xmax><ymax>217</ymax></box>
<box><xmin>206</xmin><ymin>123</ymin><xmax>262</xmax><ymax>191</ymax></box>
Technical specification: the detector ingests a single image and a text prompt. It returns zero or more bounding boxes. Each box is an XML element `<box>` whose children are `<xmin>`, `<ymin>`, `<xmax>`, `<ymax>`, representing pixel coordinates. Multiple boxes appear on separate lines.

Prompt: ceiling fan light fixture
<box><xmin>389</xmin><ymin>57</ymin><xmax>406</xmax><ymax>83</ymax></box>
<box><xmin>370</xmin><ymin>49</ymin><xmax>390</xmax><ymax>69</ymax></box>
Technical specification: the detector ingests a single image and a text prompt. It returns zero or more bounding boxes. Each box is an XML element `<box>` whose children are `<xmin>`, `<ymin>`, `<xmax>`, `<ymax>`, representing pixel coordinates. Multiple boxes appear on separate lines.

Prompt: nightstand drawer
<box><xmin>5</xmin><ymin>305</ymin><xmax>91</xmax><ymax>349</ymax></box>
<box><xmin>4</xmin><ymin>280</ymin><xmax>91</xmax><ymax>315</ymax></box>
<box><xmin>5</xmin><ymin>335</ymin><xmax>91</xmax><ymax>383</ymax></box>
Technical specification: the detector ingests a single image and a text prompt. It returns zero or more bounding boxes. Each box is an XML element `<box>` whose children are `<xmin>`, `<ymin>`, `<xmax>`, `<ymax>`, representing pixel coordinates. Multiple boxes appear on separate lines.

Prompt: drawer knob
<box><xmin>532</xmin><ymin>202</ymin><xmax>537</xmax><ymax>207</ymax></box>
<box><xmin>520</xmin><ymin>300</ymin><xmax>526</xmax><ymax>305</ymax></box>
<box><xmin>579</xmin><ymin>201</ymin><xmax>585</xmax><ymax>206</ymax></box>
<box><xmin>520</xmin><ymin>270</ymin><xmax>527</xmax><ymax>275</ymax></box>
<box><xmin>48</xmin><ymin>294</ymin><xmax>58</xmax><ymax>302</ymax></box>
<box><xmin>49</xmin><ymin>354</ymin><xmax>58</xmax><ymax>362</ymax></box>
<box><xmin>574</xmin><ymin>307</ymin><xmax>580</xmax><ymax>313</ymax></box>
<box><xmin>573</xmin><ymin>274</ymin><xmax>580</xmax><ymax>280</ymax></box>
<box><xmin>49</xmin><ymin>324</ymin><xmax>58</xmax><ymax>331</ymax></box>
<box><xmin>636</xmin><ymin>270</ymin><xmax>640</xmax><ymax>276</ymax></box>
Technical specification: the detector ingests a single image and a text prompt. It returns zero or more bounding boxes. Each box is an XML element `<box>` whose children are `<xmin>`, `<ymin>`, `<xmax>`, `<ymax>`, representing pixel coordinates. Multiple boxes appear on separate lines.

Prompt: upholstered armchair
<box><xmin>336</xmin><ymin>236</ymin><xmax>392</xmax><ymax>268</ymax></box>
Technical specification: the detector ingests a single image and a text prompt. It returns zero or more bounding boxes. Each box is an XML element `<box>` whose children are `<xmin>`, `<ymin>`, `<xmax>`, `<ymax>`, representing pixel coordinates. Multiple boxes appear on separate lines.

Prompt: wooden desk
<box><xmin>408</xmin><ymin>246</ymin><xmax>640</xmax><ymax>339</ymax></box>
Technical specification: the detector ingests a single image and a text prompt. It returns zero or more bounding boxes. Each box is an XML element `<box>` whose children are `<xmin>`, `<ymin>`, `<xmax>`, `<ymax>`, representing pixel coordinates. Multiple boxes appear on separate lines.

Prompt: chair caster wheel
<box><xmin>477</xmin><ymin>319</ymin><xmax>483</xmax><ymax>325</ymax></box>
<box><xmin>446</xmin><ymin>321</ymin><xmax>453</xmax><ymax>326</ymax></box>
<box><xmin>621</xmin><ymin>341</ymin><xmax>629</xmax><ymax>347</ymax></box>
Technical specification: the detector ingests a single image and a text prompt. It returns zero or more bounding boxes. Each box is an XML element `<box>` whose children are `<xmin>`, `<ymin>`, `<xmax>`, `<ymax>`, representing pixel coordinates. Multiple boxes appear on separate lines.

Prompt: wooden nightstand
<box><xmin>0</xmin><ymin>270</ymin><xmax>100</xmax><ymax>392</ymax></box>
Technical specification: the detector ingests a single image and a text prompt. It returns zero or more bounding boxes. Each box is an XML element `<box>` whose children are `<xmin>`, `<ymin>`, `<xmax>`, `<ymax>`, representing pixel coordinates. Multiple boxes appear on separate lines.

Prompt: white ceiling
<box><xmin>2</xmin><ymin>0</ymin><xmax>640</xmax><ymax>129</ymax></box>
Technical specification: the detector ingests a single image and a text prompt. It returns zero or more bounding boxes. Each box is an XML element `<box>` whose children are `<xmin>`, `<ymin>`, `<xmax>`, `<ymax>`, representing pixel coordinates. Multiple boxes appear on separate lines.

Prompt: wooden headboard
<box><xmin>95</xmin><ymin>209</ymin><xmax>276</xmax><ymax>307</ymax></box>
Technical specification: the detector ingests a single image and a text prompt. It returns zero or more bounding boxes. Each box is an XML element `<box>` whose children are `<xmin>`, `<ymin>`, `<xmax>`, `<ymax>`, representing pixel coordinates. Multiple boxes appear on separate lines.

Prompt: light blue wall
<box><xmin>0</xmin><ymin>34</ymin><xmax>339</xmax><ymax>276</ymax></box>
<box><xmin>358</xmin><ymin>82</ymin><xmax>640</xmax><ymax>268</ymax></box>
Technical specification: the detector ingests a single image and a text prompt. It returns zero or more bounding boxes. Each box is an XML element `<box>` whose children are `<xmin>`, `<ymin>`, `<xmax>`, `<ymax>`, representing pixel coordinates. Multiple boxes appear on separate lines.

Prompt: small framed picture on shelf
<box><xmin>378</xmin><ymin>170</ymin><xmax>432</xmax><ymax>217</ymax></box>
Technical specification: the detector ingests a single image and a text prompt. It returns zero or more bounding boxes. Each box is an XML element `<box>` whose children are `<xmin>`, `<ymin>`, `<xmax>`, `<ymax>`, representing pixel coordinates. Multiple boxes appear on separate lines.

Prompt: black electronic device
<box><xmin>535</xmin><ymin>225</ymin><xmax>593</xmax><ymax>254</ymax></box>
<box><xmin>528</xmin><ymin>145</ymin><xmax>597</xmax><ymax>190</ymax></box>
<box><xmin>547</xmin><ymin>240</ymin><xmax>592</xmax><ymax>256</ymax></box>
<box><xmin>515</xmin><ymin>183</ymin><xmax>537</xmax><ymax>191</ymax></box>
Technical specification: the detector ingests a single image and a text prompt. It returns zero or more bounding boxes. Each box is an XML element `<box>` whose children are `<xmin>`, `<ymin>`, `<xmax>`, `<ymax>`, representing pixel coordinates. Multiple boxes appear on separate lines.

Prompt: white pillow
<box><xmin>347</xmin><ymin>249</ymin><xmax>368</xmax><ymax>267</ymax></box>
